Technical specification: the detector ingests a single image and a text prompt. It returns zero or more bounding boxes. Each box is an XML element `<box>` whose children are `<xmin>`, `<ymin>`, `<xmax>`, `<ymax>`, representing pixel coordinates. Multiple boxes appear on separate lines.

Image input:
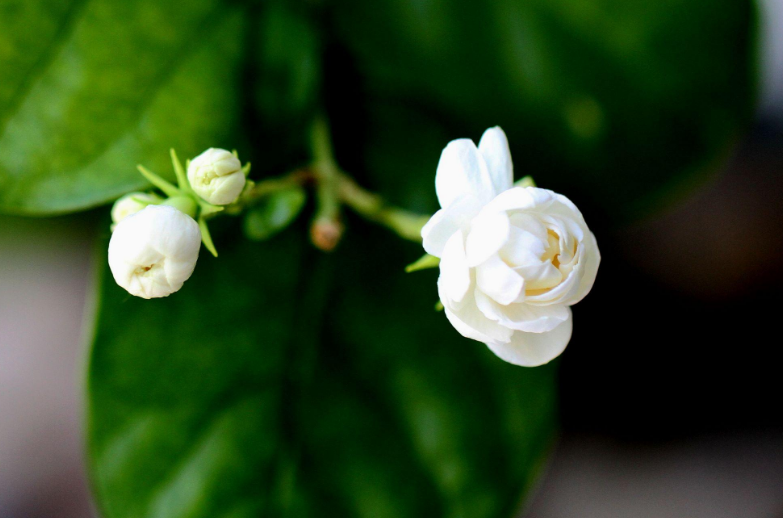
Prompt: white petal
<box><xmin>475</xmin><ymin>255</ymin><xmax>524</xmax><ymax>305</ymax></box>
<box><xmin>478</xmin><ymin>127</ymin><xmax>513</xmax><ymax>195</ymax></box>
<box><xmin>522</xmin><ymin>229</ymin><xmax>596</xmax><ymax>306</ymax></box>
<box><xmin>480</xmin><ymin>186</ymin><xmax>538</xmax><ymax>214</ymax></box>
<box><xmin>465</xmin><ymin>211</ymin><xmax>510</xmax><ymax>267</ymax></box>
<box><xmin>509</xmin><ymin>213</ymin><xmax>549</xmax><ymax>240</ymax></box>
<box><xmin>499</xmin><ymin>226</ymin><xmax>547</xmax><ymax>267</ymax></box>
<box><xmin>438</xmin><ymin>231</ymin><xmax>471</xmax><ymax>303</ymax></box>
<box><xmin>475</xmin><ymin>291</ymin><xmax>569</xmax><ymax>333</ymax></box>
<box><xmin>421</xmin><ymin>195</ymin><xmax>483</xmax><ymax>257</ymax></box>
<box><xmin>435</xmin><ymin>139</ymin><xmax>496</xmax><ymax>208</ymax></box>
<box><xmin>523</xmin><ymin>270</ymin><xmax>580</xmax><ymax>305</ymax></box>
<box><xmin>441</xmin><ymin>289</ymin><xmax>513</xmax><ymax>344</ymax></box>
<box><xmin>549</xmin><ymin>191</ymin><xmax>587</xmax><ymax>225</ymax></box>
<box><xmin>515</xmin><ymin>261</ymin><xmax>563</xmax><ymax>291</ymax></box>
<box><xmin>481</xmin><ymin>186</ymin><xmax>571</xmax><ymax>219</ymax></box>
<box><xmin>570</xmin><ymin>230</ymin><xmax>601</xmax><ymax>305</ymax></box>
<box><xmin>485</xmin><ymin>311</ymin><xmax>573</xmax><ymax>367</ymax></box>
<box><xmin>444</xmin><ymin>308</ymin><xmax>494</xmax><ymax>344</ymax></box>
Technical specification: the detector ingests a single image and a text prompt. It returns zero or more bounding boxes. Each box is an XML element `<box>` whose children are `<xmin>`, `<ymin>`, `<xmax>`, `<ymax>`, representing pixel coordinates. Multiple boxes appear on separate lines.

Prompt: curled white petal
<box><xmin>187</xmin><ymin>148</ymin><xmax>245</xmax><ymax>205</ymax></box>
<box><xmin>438</xmin><ymin>231</ymin><xmax>471</xmax><ymax>303</ymax></box>
<box><xmin>465</xmin><ymin>211</ymin><xmax>511</xmax><ymax>267</ymax></box>
<box><xmin>485</xmin><ymin>311</ymin><xmax>573</xmax><ymax>367</ymax></box>
<box><xmin>571</xmin><ymin>229</ymin><xmax>601</xmax><ymax>305</ymax></box>
<box><xmin>478</xmin><ymin>126</ymin><xmax>513</xmax><ymax>195</ymax></box>
<box><xmin>108</xmin><ymin>205</ymin><xmax>201</xmax><ymax>299</ymax></box>
<box><xmin>475</xmin><ymin>291</ymin><xmax>570</xmax><ymax>333</ymax></box>
<box><xmin>435</xmin><ymin>139</ymin><xmax>496</xmax><ymax>209</ymax></box>
<box><xmin>421</xmin><ymin>195</ymin><xmax>483</xmax><ymax>257</ymax></box>
<box><xmin>475</xmin><ymin>254</ymin><xmax>524</xmax><ymax>305</ymax></box>
<box><xmin>441</xmin><ymin>288</ymin><xmax>514</xmax><ymax>345</ymax></box>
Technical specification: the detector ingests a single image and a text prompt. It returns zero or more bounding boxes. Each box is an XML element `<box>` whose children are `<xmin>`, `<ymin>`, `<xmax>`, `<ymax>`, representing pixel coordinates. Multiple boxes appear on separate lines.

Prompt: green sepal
<box><xmin>514</xmin><ymin>176</ymin><xmax>536</xmax><ymax>188</ymax></box>
<box><xmin>199</xmin><ymin>201</ymin><xmax>225</xmax><ymax>217</ymax></box>
<box><xmin>169</xmin><ymin>149</ymin><xmax>194</xmax><ymax>195</ymax></box>
<box><xmin>405</xmin><ymin>253</ymin><xmax>440</xmax><ymax>273</ymax></box>
<box><xmin>435</xmin><ymin>300</ymin><xmax>444</xmax><ymax>311</ymax></box>
<box><xmin>129</xmin><ymin>193</ymin><xmax>162</xmax><ymax>206</ymax></box>
<box><xmin>136</xmin><ymin>165</ymin><xmax>183</xmax><ymax>198</ymax></box>
<box><xmin>241</xmin><ymin>162</ymin><xmax>252</xmax><ymax>177</ymax></box>
<box><xmin>198</xmin><ymin>216</ymin><xmax>219</xmax><ymax>257</ymax></box>
<box><xmin>161</xmin><ymin>195</ymin><xmax>198</xmax><ymax>218</ymax></box>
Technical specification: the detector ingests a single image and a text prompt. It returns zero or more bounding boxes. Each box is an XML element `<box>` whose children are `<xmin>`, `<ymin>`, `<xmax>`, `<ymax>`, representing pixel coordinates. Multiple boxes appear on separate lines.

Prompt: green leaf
<box><xmin>243</xmin><ymin>187</ymin><xmax>307</xmax><ymax>241</ymax></box>
<box><xmin>0</xmin><ymin>0</ymin><xmax>247</xmax><ymax>215</ymax></box>
<box><xmin>327</xmin><ymin>0</ymin><xmax>756</xmax><ymax>222</ymax></box>
<box><xmin>250</xmin><ymin>0</ymin><xmax>322</xmax><ymax>172</ymax></box>
<box><xmin>87</xmin><ymin>224</ymin><xmax>557</xmax><ymax>518</ymax></box>
<box><xmin>87</xmin><ymin>230</ymin><xmax>302</xmax><ymax>518</ymax></box>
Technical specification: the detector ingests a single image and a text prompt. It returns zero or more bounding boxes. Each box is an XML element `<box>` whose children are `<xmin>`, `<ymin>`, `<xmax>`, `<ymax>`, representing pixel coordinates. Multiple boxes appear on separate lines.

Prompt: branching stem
<box><xmin>220</xmin><ymin>115</ymin><xmax>430</xmax><ymax>248</ymax></box>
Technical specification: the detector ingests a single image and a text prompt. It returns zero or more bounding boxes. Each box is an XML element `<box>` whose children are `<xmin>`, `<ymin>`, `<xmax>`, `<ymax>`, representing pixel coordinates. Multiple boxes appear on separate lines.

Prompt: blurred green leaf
<box><xmin>250</xmin><ymin>0</ymin><xmax>322</xmax><ymax>172</ymax></box>
<box><xmin>87</xmin><ymin>226</ymin><xmax>557</xmax><ymax>518</ymax></box>
<box><xmin>327</xmin><ymin>0</ymin><xmax>756</xmax><ymax>221</ymax></box>
<box><xmin>0</xmin><ymin>0</ymin><xmax>246</xmax><ymax>215</ymax></box>
<box><xmin>243</xmin><ymin>187</ymin><xmax>307</xmax><ymax>241</ymax></box>
<box><xmin>1</xmin><ymin>0</ymin><xmax>755</xmax><ymax>221</ymax></box>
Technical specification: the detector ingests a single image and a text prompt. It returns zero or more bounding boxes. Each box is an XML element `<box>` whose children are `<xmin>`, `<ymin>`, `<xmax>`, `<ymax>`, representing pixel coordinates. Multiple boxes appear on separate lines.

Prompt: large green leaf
<box><xmin>0</xmin><ymin>0</ymin><xmax>246</xmax><ymax>215</ymax></box>
<box><xmin>327</xmin><ymin>0</ymin><xmax>756</xmax><ymax>221</ymax></box>
<box><xmin>3</xmin><ymin>0</ymin><xmax>754</xmax><ymax>219</ymax></box>
<box><xmin>87</xmin><ymin>223</ymin><xmax>557</xmax><ymax>518</ymax></box>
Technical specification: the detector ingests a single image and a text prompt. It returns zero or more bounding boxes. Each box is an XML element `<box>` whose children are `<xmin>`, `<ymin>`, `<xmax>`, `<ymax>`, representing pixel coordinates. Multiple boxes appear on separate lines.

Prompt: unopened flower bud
<box><xmin>187</xmin><ymin>148</ymin><xmax>245</xmax><ymax>205</ymax></box>
<box><xmin>111</xmin><ymin>193</ymin><xmax>158</xmax><ymax>225</ymax></box>
<box><xmin>310</xmin><ymin>217</ymin><xmax>343</xmax><ymax>252</ymax></box>
<box><xmin>108</xmin><ymin>205</ymin><xmax>201</xmax><ymax>299</ymax></box>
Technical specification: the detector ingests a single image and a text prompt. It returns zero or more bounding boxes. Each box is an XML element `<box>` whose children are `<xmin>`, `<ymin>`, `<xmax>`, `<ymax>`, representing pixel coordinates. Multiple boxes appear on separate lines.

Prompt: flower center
<box><xmin>543</xmin><ymin>229</ymin><xmax>561</xmax><ymax>268</ymax></box>
<box><xmin>133</xmin><ymin>262</ymin><xmax>160</xmax><ymax>277</ymax></box>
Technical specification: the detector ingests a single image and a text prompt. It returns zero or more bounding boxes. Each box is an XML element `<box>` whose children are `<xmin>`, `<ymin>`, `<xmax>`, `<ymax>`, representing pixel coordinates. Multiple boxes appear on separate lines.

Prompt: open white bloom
<box><xmin>422</xmin><ymin>127</ymin><xmax>600</xmax><ymax>366</ymax></box>
<box><xmin>111</xmin><ymin>193</ymin><xmax>158</xmax><ymax>225</ymax></box>
<box><xmin>108</xmin><ymin>205</ymin><xmax>201</xmax><ymax>299</ymax></box>
<box><xmin>187</xmin><ymin>148</ymin><xmax>245</xmax><ymax>205</ymax></box>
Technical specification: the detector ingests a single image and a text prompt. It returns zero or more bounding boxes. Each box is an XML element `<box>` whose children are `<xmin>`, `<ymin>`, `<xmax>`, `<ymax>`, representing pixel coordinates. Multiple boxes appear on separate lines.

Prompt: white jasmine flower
<box><xmin>187</xmin><ymin>148</ymin><xmax>245</xmax><ymax>205</ymax></box>
<box><xmin>422</xmin><ymin>127</ymin><xmax>600</xmax><ymax>366</ymax></box>
<box><xmin>108</xmin><ymin>205</ymin><xmax>201</xmax><ymax>299</ymax></box>
<box><xmin>111</xmin><ymin>193</ymin><xmax>158</xmax><ymax>225</ymax></box>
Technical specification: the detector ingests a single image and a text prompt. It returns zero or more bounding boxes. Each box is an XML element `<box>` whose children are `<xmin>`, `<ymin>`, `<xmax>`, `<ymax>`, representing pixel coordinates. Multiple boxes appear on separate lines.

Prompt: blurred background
<box><xmin>1</xmin><ymin>0</ymin><xmax>782</xmax><ymax>516</ymax></box>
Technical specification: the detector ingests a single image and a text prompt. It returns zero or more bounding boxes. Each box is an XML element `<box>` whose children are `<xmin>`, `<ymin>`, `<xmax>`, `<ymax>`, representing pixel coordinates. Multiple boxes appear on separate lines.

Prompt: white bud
<box><xmin>187</xmin><ymin>148</ymin><xmax>245</xmax><ymax>205</ymax></box>
<box><xmin>111</xmin><ymin>193</ymin><xmax>158</xmax><ymax>225</ymax></box>
<box><xmin>108</xmin><ymin>205</ymin><xmax>201</xmax><ymax>299</ymax></box>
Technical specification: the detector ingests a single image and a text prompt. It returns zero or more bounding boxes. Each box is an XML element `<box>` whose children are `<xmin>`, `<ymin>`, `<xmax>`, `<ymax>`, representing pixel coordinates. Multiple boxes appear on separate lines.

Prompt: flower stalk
<box><xmin>309</xmin><ymin>115</ymin><xmax>344</xmax><ymax>251</ymax></box>
<box><xmin>337</xmin><ymin>173</ymin><xmax>428</xmax><ymax>243</ymax></box>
